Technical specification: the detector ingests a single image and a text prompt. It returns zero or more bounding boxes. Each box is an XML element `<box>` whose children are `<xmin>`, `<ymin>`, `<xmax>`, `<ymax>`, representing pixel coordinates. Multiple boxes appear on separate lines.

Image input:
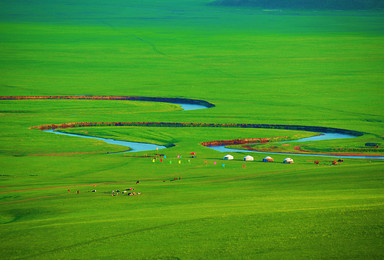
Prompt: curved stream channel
<box><xmin>209</xmin><ymin>133</ymin><xmax>384</xmax><ymax>160</ymax></box>
<box><xmin>44</xmin><ymin>102</ymin><xmax>383</xmax><ymax>159</ymax></box>
<box><xmin>44</xmin><ymin>103</ymin><xmax>206</xmax><ymax>153</ymax></box>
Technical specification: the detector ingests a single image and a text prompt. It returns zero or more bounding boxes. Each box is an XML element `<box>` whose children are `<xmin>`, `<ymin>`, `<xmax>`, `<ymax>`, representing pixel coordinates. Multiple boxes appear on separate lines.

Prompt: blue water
<box><xmin>282</xmin><ymin>132</ymin><xmax>355</xmax><ymax>143</ymax></box>
<box><xmin>207</xmin><ymin>133</ymin><xmax>384</xmax><ymax>160</ymax></box>
<box><xmin>45</xmin><ymin>130</ymin><xmax>166</xmax><ymax>153</ymax></box>
<box><xmin>42</xmin><ymin>102</ymin><xmax>383</xmax><ymax>159</ymax></box>
<box><xmin>208</xmin><ymin>145</ymin><xmax>384</xmax><ymax>159</ymax></box>
<box><xmin>42</xmin><ymin>103</ymin><xmax>206</xmax><ymax>153</ymax></box>
<box><xmin>174</xmin><ymin>103</ymin><xmax>208</xmax><ymax>111</ymax></box>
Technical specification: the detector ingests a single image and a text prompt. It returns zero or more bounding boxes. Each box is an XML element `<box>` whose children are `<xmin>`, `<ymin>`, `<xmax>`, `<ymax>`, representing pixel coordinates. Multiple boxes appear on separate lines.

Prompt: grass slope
<box><xmin>0</xmin><ymin>0</ymin><xmax>383</xmax><ymax>259</ymax></box>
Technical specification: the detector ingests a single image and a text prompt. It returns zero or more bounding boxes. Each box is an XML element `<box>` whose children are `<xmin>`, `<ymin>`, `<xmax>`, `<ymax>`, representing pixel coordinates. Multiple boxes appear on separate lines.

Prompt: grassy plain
<box><xmin>0</xmin><ymin>0</ymin><xmax>383</xmax><ymax>259</ymax></box>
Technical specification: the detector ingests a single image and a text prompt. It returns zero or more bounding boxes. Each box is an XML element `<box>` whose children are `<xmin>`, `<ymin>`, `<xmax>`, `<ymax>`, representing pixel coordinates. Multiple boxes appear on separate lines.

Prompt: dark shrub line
<box><xmin>30</xmin><ymin>121</ymin><xmax>364</xmax><ymax>138</ymax></box>
<box><xmin>2</xmin><ymin>95</ymin><xmax>364</xmax><ymax>138</ymax></box>
<box><xmin>200</xmin><ymin>136</ymin><xmax>289</xmax><ymax>147</ymax></box>
<box><xmin>0</xmin><ymin>95</ymin><xmax>215</xmax><ymax>108</ymax></box>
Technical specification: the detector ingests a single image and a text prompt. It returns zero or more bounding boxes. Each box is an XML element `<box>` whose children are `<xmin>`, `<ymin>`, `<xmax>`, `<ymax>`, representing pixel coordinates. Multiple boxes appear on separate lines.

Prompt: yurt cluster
<box><xmin>223</xmin><ymin>154</ymin><xmax>294</xmax><ymax>164</ymax></box>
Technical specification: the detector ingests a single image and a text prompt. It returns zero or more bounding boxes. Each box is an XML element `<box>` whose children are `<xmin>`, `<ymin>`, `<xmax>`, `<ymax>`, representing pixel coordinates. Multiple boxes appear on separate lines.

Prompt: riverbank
<box><xmin>0</xmin><ymin>95</ymin><xmax>215</xmax><ymax>108</ymax></box>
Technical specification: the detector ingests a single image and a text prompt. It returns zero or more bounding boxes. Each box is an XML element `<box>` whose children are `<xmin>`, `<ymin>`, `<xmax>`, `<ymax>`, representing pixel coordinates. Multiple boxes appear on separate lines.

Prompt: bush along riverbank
<box><xmin>0</xmin><ymin>95</ymin><xmax>215</xmax><ymax>108</ymax></box>
<box><xmin>200</xmin><ymin>136</ymin><xmax>292</xmax><ymax>147</ymax></box>
<box><xmin>30</xmin><ymin>121</ymin><xmax>364</xmax><ymax>137</ymax></box>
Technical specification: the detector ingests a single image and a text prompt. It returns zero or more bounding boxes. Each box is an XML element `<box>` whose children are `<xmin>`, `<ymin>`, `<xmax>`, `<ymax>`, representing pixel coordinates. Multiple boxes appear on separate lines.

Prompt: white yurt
<box><xmin>283</xmin><ymin>158</ymin><xmax>294</xmax><ymax>164</ymax></box>
<box><xmin>243</xmin><ymin>155</ymin><xmax>254</xmax><ymax>161</ymax></box>
<box><xmin>263</xmin><ymin>156</ymin><xmax>274</xmax><ymax>162</ymax></box>
<box><xmin>223</xmin><ymin>154</ymin><xmax>234</xmax><ymax>160</ymax></box>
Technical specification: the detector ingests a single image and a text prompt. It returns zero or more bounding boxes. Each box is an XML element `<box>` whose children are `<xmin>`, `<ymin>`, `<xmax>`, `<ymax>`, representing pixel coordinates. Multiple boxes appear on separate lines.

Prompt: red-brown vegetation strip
<box><xmin>294</xmin><ymin>145</ymin><xmax>306</xmax><ymax>152</ymax></box>
<box><xmin>200</xmin><ymin>136</ymin><xmax>288</xmax><ymax>147</ymax></box>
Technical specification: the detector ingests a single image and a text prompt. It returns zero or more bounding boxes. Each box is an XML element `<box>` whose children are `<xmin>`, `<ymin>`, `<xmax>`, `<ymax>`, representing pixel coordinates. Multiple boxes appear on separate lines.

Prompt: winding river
<box><xmin>44</xmin><ymin>102</ymin><xmax>200</xmax><ymax>153</ymax></box>
<box><xmin>208</xmin><ymin>133</ymin><xmax>384</xmax><ymax>160</ymax></box>
<box><xmin>2</xmin><ymin>95</ymin><xmax>382</xmax><ymax>159</ymax></box>
<box><xmin>46</xmin><ymin>102</ymin><xmax>383</xmax><ymax>159</ymax></box>
<box><xmin>45</xmin><ymin>129</ymin><xmax>167</xmax><ymax>153</ymax></box>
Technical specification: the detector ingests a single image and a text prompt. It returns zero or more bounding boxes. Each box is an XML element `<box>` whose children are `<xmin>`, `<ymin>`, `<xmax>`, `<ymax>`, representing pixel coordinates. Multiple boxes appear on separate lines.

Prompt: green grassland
<box><xmin>1</xmin><ymin>0</ymin><xmax>384</xmax><ymax>259</ymax></box>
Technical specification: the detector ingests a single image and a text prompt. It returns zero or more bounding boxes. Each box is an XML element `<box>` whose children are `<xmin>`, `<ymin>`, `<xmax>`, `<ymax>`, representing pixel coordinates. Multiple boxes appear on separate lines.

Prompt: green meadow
<box><xmin>1</xmin><ymin>0</ymin><xmax>384</xmax><ymax>259</ymax></box>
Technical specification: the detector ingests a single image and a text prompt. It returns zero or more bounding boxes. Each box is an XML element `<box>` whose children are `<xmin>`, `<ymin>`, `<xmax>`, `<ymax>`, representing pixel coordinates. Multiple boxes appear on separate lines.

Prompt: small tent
<box><xmin>243</xmin><ymin>155</ymin><xmax>254</xmax><ymax>161</ymax></box>
<box><xmin>283</xmin><ymin>158</ymin><xmax>294</xmax><ymax>164</ymax></box>
<box><xmin>223</xmin><ymin>154</ymin><xmax>234</xmax><ymax>160</ymax></box>
<box><xmin>263</xmin><ymin>156</ymin><xmax>274</xmax><ymax>162</ymax></box>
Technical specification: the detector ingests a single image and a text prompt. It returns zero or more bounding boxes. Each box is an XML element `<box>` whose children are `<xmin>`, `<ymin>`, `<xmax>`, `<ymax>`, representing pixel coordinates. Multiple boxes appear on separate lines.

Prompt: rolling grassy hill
<box><xmin>0</xmin><ymin>0</ymin><xmax>383</xmax><ymax>259</ymax></box>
